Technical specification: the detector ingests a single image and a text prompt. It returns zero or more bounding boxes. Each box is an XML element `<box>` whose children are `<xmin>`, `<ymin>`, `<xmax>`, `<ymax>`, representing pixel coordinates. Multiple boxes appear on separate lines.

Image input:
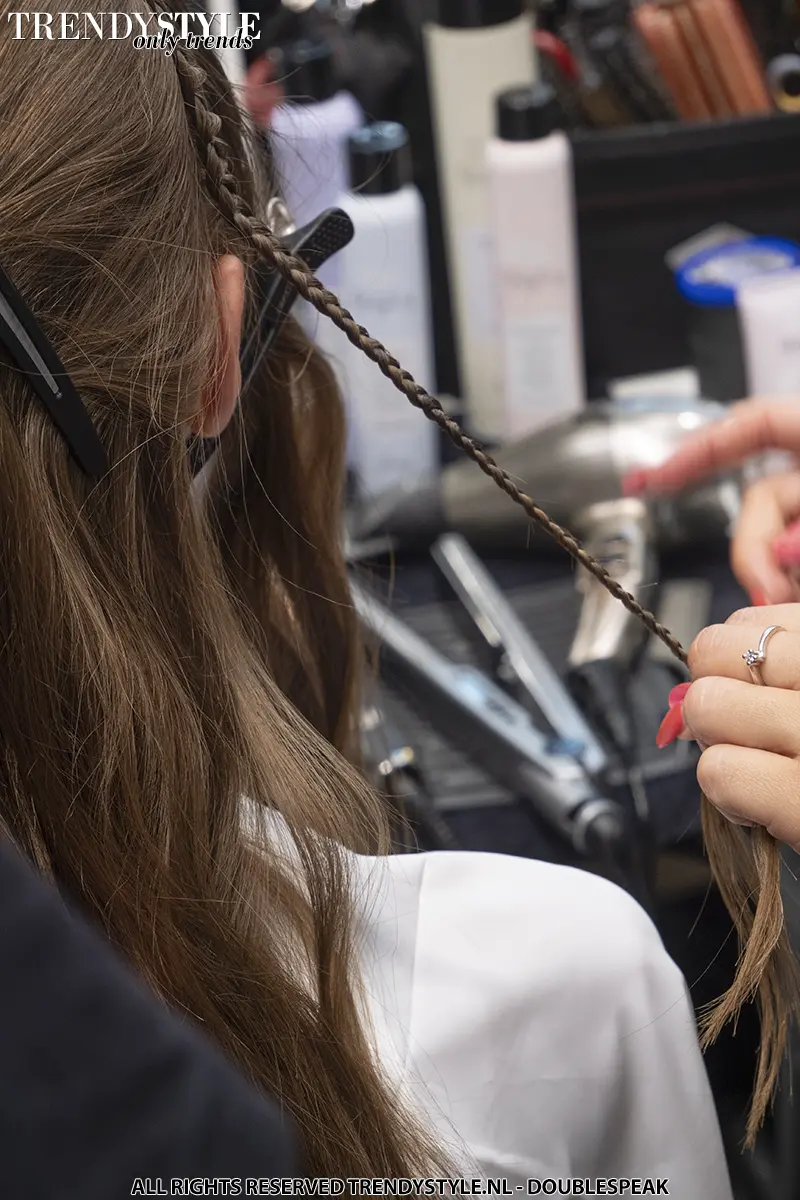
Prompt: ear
<box><xmin>192</xmin><ymin>255</ymin><xmax>246</xmax><ymax>439</ymax></box>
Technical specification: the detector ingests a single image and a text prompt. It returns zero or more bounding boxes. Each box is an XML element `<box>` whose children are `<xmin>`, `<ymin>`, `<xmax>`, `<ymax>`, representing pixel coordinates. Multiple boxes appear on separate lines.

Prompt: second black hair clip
<box><xmin>190</xmin><ymin>205</ymin><xmax>355</xmax><ymax>477</ymax></box>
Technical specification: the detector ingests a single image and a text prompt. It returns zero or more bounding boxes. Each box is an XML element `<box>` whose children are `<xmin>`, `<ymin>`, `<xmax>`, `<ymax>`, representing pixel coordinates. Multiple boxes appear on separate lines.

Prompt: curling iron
<box><xmin>352</xmin><ymin>397</ymin><xmax>741</xmax><ymax>553</ymax></box>
<box><xmin>353</xmin><ymin>580</ymin><xmax>627</xmax><ymax>858</ymax></box>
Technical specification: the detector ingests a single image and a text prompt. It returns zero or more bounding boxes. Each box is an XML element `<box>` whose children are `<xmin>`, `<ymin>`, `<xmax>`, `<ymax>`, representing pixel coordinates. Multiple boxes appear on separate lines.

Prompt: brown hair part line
<box><xmin>174</xmin><ymin>48</ymin><xmax>792</xmax><ymax>1146</ymax></box>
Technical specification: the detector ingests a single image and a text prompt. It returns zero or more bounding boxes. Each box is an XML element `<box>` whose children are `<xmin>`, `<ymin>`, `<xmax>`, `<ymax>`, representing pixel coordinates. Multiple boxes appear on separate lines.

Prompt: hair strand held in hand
<box><xmin>179</xmin><ymin>43</ymin><xmax>792</xmax><ymax>1145</ymax></box>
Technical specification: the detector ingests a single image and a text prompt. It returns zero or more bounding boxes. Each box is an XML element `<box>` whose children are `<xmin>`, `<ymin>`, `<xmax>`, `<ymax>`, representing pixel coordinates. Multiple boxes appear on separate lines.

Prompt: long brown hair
<box><xmin>203</xmin><ymin>50</ymin><xmax>795</xmax><ymax>1151</ymax></box>
<box><xmin>243</xmin><ymin>225</ymin><xmax>793</xmax><ymax>1146</ymax></box>
<box><xmin>0</xmin><ymin>1</ymin><xmax>788</xmax><ymax>1168</ymax></box>
<box><xmin>209</xmin><ymin>317</ymin><xmax>363</xmax><ymax>762</ymax></box>
<box><xmin>0</xmin><ymin>11</ymin><xmax>451</xmax><ymax>1176</ymax></box>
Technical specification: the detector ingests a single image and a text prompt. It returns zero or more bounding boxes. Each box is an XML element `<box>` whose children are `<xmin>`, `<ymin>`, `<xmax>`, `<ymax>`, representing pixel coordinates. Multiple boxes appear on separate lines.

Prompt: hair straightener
<box><xmin>431</xmin><ymin>533</ymin><xmax>610</xmax><ymax>779</ymax></box>
<box><xmin>352</xmin><ymin>578</ymin><xmax>627</xmax><ymax>861</ymax></box>
<box><xmin>431</xmin><ymin>528</ymin><xmax>658</xmax><ymax>826</ymax></box>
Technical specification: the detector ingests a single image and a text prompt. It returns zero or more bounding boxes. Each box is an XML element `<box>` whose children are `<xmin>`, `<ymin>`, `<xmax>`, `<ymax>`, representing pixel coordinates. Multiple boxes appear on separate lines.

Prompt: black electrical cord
<box><xmin>385</xmin><ymin>774</ymin><xmax>463</xmax><ymax>854</ymax></box>
<box><xmin>568</xmin><ymin>659</ymin><xmax>658</xmax><ymax>915</ymax></box>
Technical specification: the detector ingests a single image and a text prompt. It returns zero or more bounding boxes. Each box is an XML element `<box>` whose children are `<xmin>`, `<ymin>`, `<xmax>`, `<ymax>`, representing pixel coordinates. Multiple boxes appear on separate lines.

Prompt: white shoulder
<box><xmin>350</xmin><ymin>849</ymin><xmax>731</xmax><ymax>1196</ymax></box>
<box><xmin>353</xmin><ymin>848</ymin><xmax>680</xmax><ymax>1018</ymax></box>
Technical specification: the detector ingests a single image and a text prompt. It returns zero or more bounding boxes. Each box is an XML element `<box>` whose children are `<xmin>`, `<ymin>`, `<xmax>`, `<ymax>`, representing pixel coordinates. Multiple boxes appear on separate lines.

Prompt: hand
<box><xmin>624</xmin><ymin>398</ymin><xmax>800</xmax><ymax>606</ymax></box>
<box><xmin>242</xmin><ymin>56</ymin><xmax>283</xmax><ymax>131</ymax></box>
<box><xmin>657</xmin><ymin>604</ymin><xmax>800</xmax><ymax>851</ymax></box>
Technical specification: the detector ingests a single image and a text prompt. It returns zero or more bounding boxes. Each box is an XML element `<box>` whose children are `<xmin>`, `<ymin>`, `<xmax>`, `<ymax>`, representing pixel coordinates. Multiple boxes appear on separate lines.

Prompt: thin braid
<box><xmin>175</xmin><ymin>49</ymin><xmax>686</xmax><ymax>664</ymax></box>
<box><xmin>248</xmin><ymin>242</ymin><xmax>691</xmax><ymax>664</ymax></box>
<box><xmin>177</xmin><ymin>48</ymin><xmax>794</xmax><ymax>1147</ymax></box>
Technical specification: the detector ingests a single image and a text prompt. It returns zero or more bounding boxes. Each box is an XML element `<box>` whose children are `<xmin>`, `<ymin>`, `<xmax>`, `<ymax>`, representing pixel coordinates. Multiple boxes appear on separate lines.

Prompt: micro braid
<box><xmin>176</xmin><ymin>45</ymin><xmax>794</xmax><ymax>1148</ymax></box>
<box><xmin>174</xmin><ymin>48</ymin><xmax>685</xmax><ymax>665</ymax></box>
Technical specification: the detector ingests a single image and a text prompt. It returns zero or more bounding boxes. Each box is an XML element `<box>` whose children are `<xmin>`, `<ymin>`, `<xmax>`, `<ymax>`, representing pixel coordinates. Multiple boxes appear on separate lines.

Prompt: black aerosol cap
<box><xmin>275</xmin><ymin>36</ymin><xmax>336</xmax><ymax>104</ymax></box>
<box><xmin>496</xmin><ymin>84</ymin><xmax>562</xmax><ymax>141</ymax></box>
<box><xmin>435</xmin><ymin>0</ymin><xmax>525</xmax><ymax>30</ymax></box>
<box><xmin>349</xmin><ymin>123</ymin><xmax>413</xmax><ymax>197</ymax></box>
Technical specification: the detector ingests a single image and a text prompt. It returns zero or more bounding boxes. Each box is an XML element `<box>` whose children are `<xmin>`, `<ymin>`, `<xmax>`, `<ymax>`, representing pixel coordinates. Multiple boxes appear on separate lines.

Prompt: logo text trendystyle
<box><xmin>5</xmin><ymin>11</ymin><xmax>259</xmax><ymax>43</ymax></box>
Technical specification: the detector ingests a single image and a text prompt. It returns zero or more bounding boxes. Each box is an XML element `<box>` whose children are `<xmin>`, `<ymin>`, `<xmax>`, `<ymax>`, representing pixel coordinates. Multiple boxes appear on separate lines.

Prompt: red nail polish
<box><xmin>774</xmin><ymin>538</ymin><xmax>800</xmax><ymax>568</ymax></box>
<box><xmin>656</xmin><ymin>704</ymin><xmax>685</xmax><ymax>749</ymax></box>
<box><xmin>668</xmin><ymin>683</ymin><xmax>691</xmax><ymax>709</ymax></box>
<box><xmin>750</xmin><ymin>589</ymin><xmax>769</xmax><ymax>607</ymax></box>
<box><xmin>622</xmin><ymin>470</ymin><xmax>648</xmax><ymax>497</ymax></box>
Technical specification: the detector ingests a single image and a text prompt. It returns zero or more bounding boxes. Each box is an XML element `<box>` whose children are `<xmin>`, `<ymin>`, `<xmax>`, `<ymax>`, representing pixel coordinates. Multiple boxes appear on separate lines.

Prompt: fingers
<box><xmin>623</xmin><ymin>399</ymin><xmax>800</xmax><ymax>496</ymax></box>
<box><xmin>689</xmin><ymin>620</ymin><xmax>800</xmax><ymax>688</ymax></box>
<box><xmin>722</xmin><ymin>602</ymin><xmax>800</xmax><ymax>632</ymax></box>
<box><xmin>682</xmin><ymin>675</ymin><xmax>800</xmax><ymax>758</ymax></box>
<box><xmin>242</xmin><ymin>58</ymin><xmax>283</xmax><ymax>129</ymax></box>
<box><xmin>660</xmin><ymin>602</ymin><xmax>800</xmax><ymax>847</ymax></box>
<box><xmin>697</xmin><ymin>744</ymin><xmax>800</xmax><ymax>850</ymax></box>
<box><xmin>729</xmin><ymin>473</ymin><xmax>800</xmax><ymax>603</ymax></box>
<box><xmin>774</xmin><ymin>515</ymin><xmax>800</xmax><ymax>569</ymax></box>
<box><xmin>663</xmin><ymin>605</ymin><xmax>800</xmax><ymax>846</ymax></box>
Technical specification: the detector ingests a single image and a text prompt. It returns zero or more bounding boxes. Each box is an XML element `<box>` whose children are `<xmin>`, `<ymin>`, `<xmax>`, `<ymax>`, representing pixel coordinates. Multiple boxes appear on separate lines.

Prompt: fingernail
<box><xmin>622</xmin><ymin>469</ymin><xmax>648</xmax><ymax>497</ymax></box>
<box><xmin>656</xmin><ymin>704</ymin><xmax>685</xmax><ymax>749</ymax></box>
<box><xmin>750</xmin><ymin>589</ymin><xmax>770</xmax><ymax>607</ymax></box>
<box><xmin>774</xmin><ymin>536</ymin><xmax>800</xmax><ymax>567</ymax></box>
<box><xmin>669</xmin><ymin>683</ymin><xmax>691</xmax><ymax>709</ymax></box>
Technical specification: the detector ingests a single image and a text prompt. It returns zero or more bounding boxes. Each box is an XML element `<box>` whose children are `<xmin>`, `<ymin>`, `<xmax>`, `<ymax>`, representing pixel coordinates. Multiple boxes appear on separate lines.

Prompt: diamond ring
<box><xmin>743</xmin><ymin>625</ymin><xmax>785</xmax><ymax>686</ymax></box>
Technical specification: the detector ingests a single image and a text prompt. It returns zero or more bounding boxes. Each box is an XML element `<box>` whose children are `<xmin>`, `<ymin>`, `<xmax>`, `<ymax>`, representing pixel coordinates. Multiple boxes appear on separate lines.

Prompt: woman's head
<box><xmin>0</xmin><ymin>5</ymin><xmax>448</xmax><ymax>1175</ymax></box>
<box><xmin>0</xmin><ymin>0</ymin><xmax>792</xmax><ymax>1158</ymax></box>
<box><xmin>1</xmin><ymin>25</ymin><xmax>249</xmax><ymax>446</ymax></box>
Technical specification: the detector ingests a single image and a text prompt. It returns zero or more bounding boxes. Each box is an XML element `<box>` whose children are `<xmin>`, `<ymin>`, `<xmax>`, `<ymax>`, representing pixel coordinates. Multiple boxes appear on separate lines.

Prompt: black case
<box><xmin>572</xmin><ymin>112</ymin><xmax>800</xmax><ymax>396</ymax></box>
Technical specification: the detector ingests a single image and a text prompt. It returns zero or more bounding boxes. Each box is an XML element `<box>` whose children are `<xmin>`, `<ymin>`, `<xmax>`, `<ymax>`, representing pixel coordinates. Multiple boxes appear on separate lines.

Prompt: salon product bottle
<box><xmin>737</xmin><ymin>269</ymin><xmax>800</xmax><ymax>395</ymax></box>
<box><xmin>270</xmin><ymin>36</ymin><xmax>362</xmax><ymax>266</ymax></box>
<box><xmin>487</xmin><ymin>84</ymin><xmax>585</xmax><ymax>440</ymax></box>
<box><xmin>316</xmin><ymin>123</ymin><xmax>438</xmax><ymax>501</ymax></box>
<box><xmin>675</xmin><ymin>236</ymin><xmax>800</xmax><ymax>403</ymax></box>
<box><xmin>424</xmin><ymin>0</ymin><xmax>535</xmax><ymax>442</ymax></box>
<box><xmin>736</xmin><ymin>268</ymin><xmax>800</xmax><ymax>480</ymax></box>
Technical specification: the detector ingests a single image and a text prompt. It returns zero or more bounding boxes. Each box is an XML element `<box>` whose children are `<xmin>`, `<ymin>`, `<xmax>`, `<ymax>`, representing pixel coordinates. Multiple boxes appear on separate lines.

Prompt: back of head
<box><xmin>0</xmin><ymin>5</ymin><xmax>448</xmax><ymax>1176</ymax></box>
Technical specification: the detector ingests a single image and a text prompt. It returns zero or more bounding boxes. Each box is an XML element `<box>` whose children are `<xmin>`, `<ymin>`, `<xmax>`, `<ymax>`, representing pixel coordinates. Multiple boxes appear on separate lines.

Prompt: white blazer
<box><xmin>345</xmin><ymin>847</ymin><xmax>734</xmax><ymax>1198</ymax></box>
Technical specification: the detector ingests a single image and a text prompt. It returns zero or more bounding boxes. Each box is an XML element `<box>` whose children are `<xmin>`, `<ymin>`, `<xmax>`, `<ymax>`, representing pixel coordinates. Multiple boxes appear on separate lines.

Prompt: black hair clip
<box><xmin>241</xmin><ymin>205</ymin><xmax>355</xmax><ymax>382</ymax></box>
<box><xmin>0</xmin><ymin>265</ymin><xmax>109</xmax><ymax>479</ymax></box>
<box><xmin>191</xmin><ymin>206</ymin><xmax>355</xmax><ymax>477</ymax></box>
<box><xmin>0</xmin><ymin>208</ymin><xmax>354</xmax><ymax>483</ymax></box>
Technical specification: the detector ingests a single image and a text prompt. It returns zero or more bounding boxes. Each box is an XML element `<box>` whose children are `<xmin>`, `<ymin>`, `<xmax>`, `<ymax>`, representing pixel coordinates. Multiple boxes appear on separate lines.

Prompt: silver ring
<box><xmin>743</xmin><ymin>625</ymin><xmax>785</xmax><ymax>685</ymax></box>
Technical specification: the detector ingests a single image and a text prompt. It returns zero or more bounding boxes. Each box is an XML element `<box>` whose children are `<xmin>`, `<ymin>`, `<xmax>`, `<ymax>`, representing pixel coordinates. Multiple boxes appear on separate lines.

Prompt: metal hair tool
<box><xmin>568</xmin><ymin>497</ymin><xmax>657</xmax><ymax>673</ymax></box>
<box><xmin>360</xmin><ymin>704</ymin><xmax>462</xmax><ymax>852</ymax></box>
<box><xmin>352</xmin><ymin>579</ymin><xmax>627</xmax><ymax>859</ymax></box>
<box><xmin>431</xmin><ymin>533</ymin><xmax>609</xmax><ymax>778</ymax></box>
<box><xmin>191</xmin><ymin>204</ymin><xmax>355</xmax><ymax>475</ymax></box>
<box><xmin>566</xmin><ymin>496</ymin><xmax>658</xmax><ymax>763</ymax></box>
<box><xmin>352</xmin><ymin>398</ymin><xmax>740</xmax><ymax>554</ymax></box>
